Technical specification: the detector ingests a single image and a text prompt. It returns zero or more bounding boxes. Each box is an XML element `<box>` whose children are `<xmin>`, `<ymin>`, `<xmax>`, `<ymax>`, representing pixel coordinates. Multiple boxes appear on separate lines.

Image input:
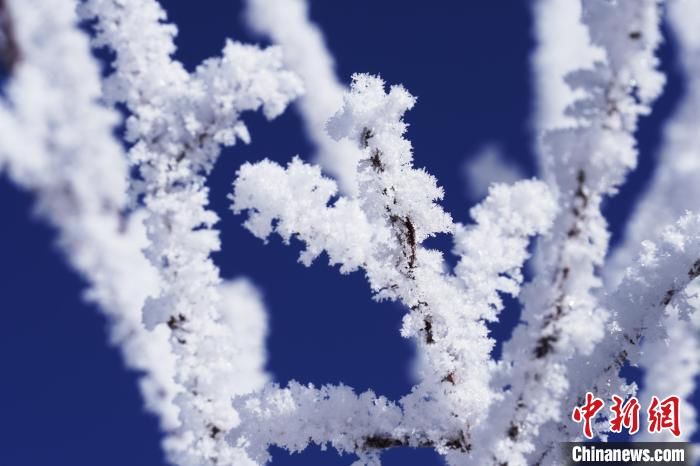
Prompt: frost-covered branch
<box><xmin>0</xmin><ymin>0</ymin><xmax>177</xmax><ymax>430</ymax></box>
<box><xmin>608</xmin><ymin>0</ymin><xmax>700</xmax><ymax>283</ymax></box>
<box><xmin>475</xmin><ymin>1</ymin><xmax>666</xmax><ymax>464</ymax></box>
<box><xmin>5</xmin><ymin>1</ymin><xmax>698</xmax><ymax>464</ymax></box>
<box><xmin>235</xmin><ymin>381</ymin><xmax>494</xmax><ymax>466</ymax></box>
<box><xmin>605</xmin><ymin>0</ymin><xmax>700</xmax><ymax>444</ymax></box>
<box><xmin>79</xmin><ymin>1</ymin><xmax>301</xmax><ymax>464</ymax></box>
<box><xmin>565</xmin><ymin>213</ymin><xmax>700</xmax><ymax>440</ymax></box>
<box><xmin>513</xmin><ymin>212</ymin><xmax>700</xmax><ymax>465</ymax></box>
<box><xmin>232</xmin><ymin>73</ymin><xmax>556</xmax><ymax>463</ymax></box>
<box><xmin>235</xmin><ymin>383</ymin><xmax>404</xmax><ymax>466</ymax></box>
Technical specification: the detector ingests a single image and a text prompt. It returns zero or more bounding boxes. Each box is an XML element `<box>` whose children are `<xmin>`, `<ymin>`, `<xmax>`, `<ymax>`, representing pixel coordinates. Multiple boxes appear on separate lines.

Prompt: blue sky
<box><xmin>0</xmin><ymin>2</ymin><xmax>693</xmax><ymax>465</ymax></box>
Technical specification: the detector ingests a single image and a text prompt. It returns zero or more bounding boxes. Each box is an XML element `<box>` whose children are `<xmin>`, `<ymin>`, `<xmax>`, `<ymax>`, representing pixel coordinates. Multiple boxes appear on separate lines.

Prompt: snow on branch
<box><xmin>0</xmin><ymin>0</ymin><xmax>176</xmax><ymax>428</ymax></box>
<box><xmin>79</xmin><ymin>1</ymin><xmax>302</xmax><ymax>465</ymax></box>
<box><xmin>232</xmin><ymin>73</ymin><xmax>556</xmax><ymax>463</ymax></box>
<box><xmin>606</xmin><ymin>0</ymin><xmax>700</xmax><ymax>444</ymax></box>
<box><xmin>562</xmin><ymin>213</ymin><xmax>700</xmax><ymax>443</ymax></box>
<box><xmin>607</xmin><ymin>0</ymin><xmax>700</xmax><ymax>282</ymax></box>
<box><xmin>234</xmin><ymin>156</ymin><xmax>372</xmax><ymax>273</ymax></box>
<box><xmin>473</xmin><ymin>1</ymin><xmax>666</xmax><ymax>464</ymax></box>
<box><xmin>234</xmin><ymin>382</ymin><xmax>404</xmax><ymax>466</ymax></box>
<box><xmin>5</xmin><ymin>1</ymin><xmax>698</xmax><ymax>465</ymax></box>
<box><xmin>454</xmin><ymin>181</ymin><xmax>557</xmax><ymax>323</ymax></box>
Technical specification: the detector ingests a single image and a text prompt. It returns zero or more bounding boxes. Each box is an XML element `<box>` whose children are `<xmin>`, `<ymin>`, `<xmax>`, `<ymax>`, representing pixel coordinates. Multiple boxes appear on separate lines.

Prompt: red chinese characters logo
<box><xmin>572</xmin><ymin>393</ymin><xmax>681</xmax><ymax>439</ymax></box>
<box><xmin>610</xmin><ymin>394</ymin><xmax>640</xmax><ymax>435</ymax></box>
<box><xmin>572</xmin><ymin>392</ymin><xmax>604</xmax><ymax>439</ymax></box>
<box><xmin>647</xmin><ymin>395</ymin><xmax>681</xmax><ymax>437</ymax></box>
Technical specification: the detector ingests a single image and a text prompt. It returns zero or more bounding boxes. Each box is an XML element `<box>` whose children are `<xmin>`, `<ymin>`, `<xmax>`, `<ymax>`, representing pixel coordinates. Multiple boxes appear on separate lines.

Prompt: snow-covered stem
<box><xmin>243</xmin><ymin>0</ymin><xmax>361</xmax><ymax>194</ymax></box>
<box><xmin>564</xmin><ymin>213</ymin><xmax>700</xmax><ymax>441</ymax></box>
<box><xmin>232</xmin><ymin>74</ymin><xmax>556</xmax><ymax>462</ymax></box>
<box><xmin>0</xmin><ymin>0</ymin><xmax>176</xmax><ymax>431</ymax></box>
<box><xmin>530</xmin><ymin>216</ymin><xmax>700</xmax><ymax>465</ymax></box>
<box><xmin>80</xmin><ymin>1</ymin><xmax>301</xmax><ymax>464</ymax></box>
<box><xmin>605</xmin><ymin>0</ymin><xmax>700</xmax><ymax>444</ymax></box>
<box><xmin>477</xmin><ymin>1</ymin><xmax>666</xmax><ymax>464</ymax></box>
<box><xmin>234</xmin><ymin>382</ymin><xmax>445</xmax><ymax>466</ymax></box>
<box><xmin>608</xmin><ymin>0</ymin><xmax>700</xmax><ymax>283</ymax></box>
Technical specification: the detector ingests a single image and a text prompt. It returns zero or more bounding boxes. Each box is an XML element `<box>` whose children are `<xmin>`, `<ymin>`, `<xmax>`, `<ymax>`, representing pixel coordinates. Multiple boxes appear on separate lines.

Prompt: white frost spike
<box><xmin>233</xmin><ymin>157</ymin><xmax>373</xmax><ymax>273</ymax></box>
<box><xmin>327</xmin><ymin>74</ymin><xmax>453</xmax><ymax>247</ymax></box>
<box><xmin>454</xmin><ymin>180</ymin><xmax>557</xmax><ymax>322</ymax></box>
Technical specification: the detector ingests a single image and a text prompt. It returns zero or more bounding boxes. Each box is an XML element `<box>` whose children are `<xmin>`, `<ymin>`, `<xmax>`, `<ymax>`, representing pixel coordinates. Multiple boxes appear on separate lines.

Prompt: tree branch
<box><xmin>361</xmin><ymin>432</ymin><xmax>470</xmax><ymax>452</ymax></box>
<box><xmin>0</xmin><ymin>0</ymin><xmax>20</xmax><ymax>72</ymax></box>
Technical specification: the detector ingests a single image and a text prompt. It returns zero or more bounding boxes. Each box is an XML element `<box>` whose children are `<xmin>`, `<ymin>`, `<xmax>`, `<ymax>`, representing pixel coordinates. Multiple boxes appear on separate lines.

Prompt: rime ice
<box><xmin>1</xmin><ymin>0</ymin><xmax>699</xmax><ymax>465</ymax></box>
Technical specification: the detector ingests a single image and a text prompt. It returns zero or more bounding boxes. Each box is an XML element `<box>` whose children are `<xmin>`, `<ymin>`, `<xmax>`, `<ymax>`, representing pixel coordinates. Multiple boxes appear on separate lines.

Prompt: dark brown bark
<box><xmin>360</xmin><ymin>431</ymin><xmax>470</xmax><ymax>453</ymax></box>
<box><xmin>0</xmin><ymin>0</ymin><xmax>19</xmax><ymax>73</ymax></box>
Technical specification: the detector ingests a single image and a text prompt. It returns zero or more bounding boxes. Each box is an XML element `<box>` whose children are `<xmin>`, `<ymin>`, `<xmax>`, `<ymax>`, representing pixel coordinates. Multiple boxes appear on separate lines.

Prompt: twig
<box><xmin>0</xmin><ymin>0</ymin><xmax>20</xmax><ymax>72</ymax></box>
